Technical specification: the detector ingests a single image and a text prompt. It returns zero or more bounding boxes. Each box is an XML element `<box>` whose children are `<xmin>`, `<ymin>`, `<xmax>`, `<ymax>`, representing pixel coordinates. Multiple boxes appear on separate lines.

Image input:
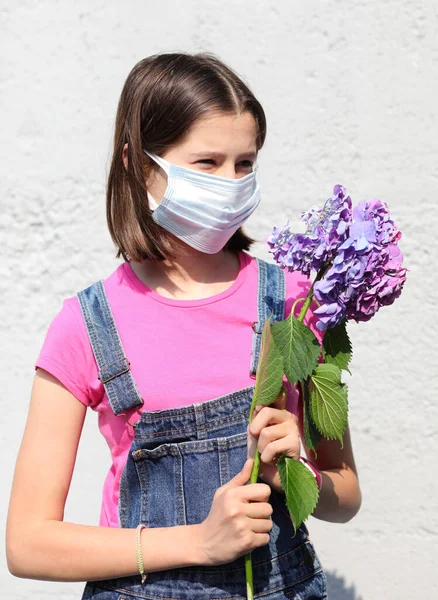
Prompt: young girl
<box><xmin>6</xmin><ymin>52</ymin><xmax>361</xmax><ymax>599</ymax></box>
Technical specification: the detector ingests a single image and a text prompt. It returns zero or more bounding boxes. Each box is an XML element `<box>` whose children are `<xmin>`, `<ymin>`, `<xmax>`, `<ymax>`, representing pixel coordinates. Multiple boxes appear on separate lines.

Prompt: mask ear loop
<box><xmin>143</xmin><ymin>149</ymin><xmax>170</xmax><ymax>175</ymax></box>
<box><xmin>144</xmin><ymin>150</ymin><xmax>169</xmax><ymax>209</ymax></box>
<box><xmin>147</xmin><ymin>191</ymin><xmax>160</xmax><ymax>211</ymax></box>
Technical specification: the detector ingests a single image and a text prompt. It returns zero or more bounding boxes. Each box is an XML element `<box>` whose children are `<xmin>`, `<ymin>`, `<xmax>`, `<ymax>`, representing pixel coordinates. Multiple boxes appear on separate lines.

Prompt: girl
<box><xmin>6</xmin><ymin>52</ymin><xmax>361</xmax><ymax>599</ymax></box>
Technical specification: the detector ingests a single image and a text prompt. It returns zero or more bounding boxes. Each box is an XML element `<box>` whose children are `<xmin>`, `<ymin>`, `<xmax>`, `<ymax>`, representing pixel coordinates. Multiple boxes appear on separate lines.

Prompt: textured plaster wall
<box><xmin>1</xmin><ymin>1</ymin><xmax>437</xmax><ymax>598</ymax></box>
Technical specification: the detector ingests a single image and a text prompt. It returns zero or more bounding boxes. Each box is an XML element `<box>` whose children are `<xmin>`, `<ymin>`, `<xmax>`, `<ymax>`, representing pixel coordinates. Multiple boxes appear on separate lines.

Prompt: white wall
<box><xmin>1</xmin><ymin>1</ymin><xmax>437</xmax><ymax>598</ymax></box>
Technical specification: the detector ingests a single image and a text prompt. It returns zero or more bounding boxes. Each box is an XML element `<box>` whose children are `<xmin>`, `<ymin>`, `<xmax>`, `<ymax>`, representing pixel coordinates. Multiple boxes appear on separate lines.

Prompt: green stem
<box><xmin>244</xmin><ymin>548</ymin><xmax>255</xmax><ymax>600</ymax></box>
<box><xmin>244</xmin><ymin>404</ymin><xmax>261</xmax><ymax>599</ymax></box>
<box><xmin>291</xmin><ymin>297</ymin><xmax>306</xmax><ymax>317</ymax></box>
<box><xmin>244</xmin><ymin>265</ymin><xmax>327</xmax><ymax>599</ymax></box>
<box><xmin>297</xmin><ymin>266</ymin><xmax>327</xmax><ymax>323</ymax></box>
<box><xmin>297</xmin><ymin>294</ymin><xmax>313</xmax><ymax>323</ymax></box>
<box><xmin>244</xmin><ymin>447</ymin><xmax>262</xmax><ymax>599</ymax></box>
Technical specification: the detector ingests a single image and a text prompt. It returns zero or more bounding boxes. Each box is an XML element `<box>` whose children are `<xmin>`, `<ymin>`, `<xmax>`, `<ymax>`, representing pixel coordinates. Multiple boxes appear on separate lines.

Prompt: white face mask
<box><xmin>144</xmin><ymin>150</ymin><xmax>261</xmax><ymax>254</ymax></box>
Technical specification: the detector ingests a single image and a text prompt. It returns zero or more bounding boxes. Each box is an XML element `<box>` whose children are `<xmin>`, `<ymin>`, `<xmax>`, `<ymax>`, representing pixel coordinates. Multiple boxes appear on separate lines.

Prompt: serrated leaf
<box><xmin>252</xmin><ymin>316</ymin><xmax>284</xmax><ymax>407</ymax></box>
<box><xmin>271</xmin><ymin>314</ymin><xmax>320</xmax><ymax>386</ymax></box>
<box><xmin>308</xmin><ymin>363</ymin><xmax>348</xmax><ymax>446</ymax></box>
<box><xmin>323</xmin><ymin>318</ymin><xmax>352</xmax><ymax>373</ymax></box>
<box><xmin>277</xmin><ymin>456</ymin><xmax>320</xmax><ymax>534</ymax></box>
<box><xmin>301</xmin><ymin>379</ymin><xmax>322</xmax><ymax>459</ymax></box>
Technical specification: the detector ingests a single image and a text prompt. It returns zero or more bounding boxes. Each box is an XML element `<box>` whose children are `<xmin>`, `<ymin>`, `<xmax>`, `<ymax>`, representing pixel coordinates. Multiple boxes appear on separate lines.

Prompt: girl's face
<box><xmin>146</xmin><ymin>110</ymin><xmax>258</xmax><ymax>203</ymax></box>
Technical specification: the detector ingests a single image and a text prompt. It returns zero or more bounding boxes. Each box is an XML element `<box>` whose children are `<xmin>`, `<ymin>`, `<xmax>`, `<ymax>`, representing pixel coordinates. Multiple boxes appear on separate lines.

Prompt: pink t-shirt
<box><xmin>35</xmin><ymin>251</ymin><xmax>321</xmax><ymax>528</ymax></box>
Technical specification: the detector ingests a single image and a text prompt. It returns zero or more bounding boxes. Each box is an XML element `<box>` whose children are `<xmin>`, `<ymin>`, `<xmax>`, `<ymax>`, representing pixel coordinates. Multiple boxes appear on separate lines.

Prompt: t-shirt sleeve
<box><xmin>35</xmin><ymin>297</ymin><xmax>99</xmax><ymax>407</ymax></box>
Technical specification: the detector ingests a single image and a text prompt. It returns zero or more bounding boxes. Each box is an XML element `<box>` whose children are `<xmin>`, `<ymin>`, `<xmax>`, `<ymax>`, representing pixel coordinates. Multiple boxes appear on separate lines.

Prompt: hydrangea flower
<box><xmin>267</xmin><ymin>187</ymin><xmax>407</xmax><ymax>330</ymax></box>
<box><xmin>267</xmin><ymin>185</ymin><xmax>352</xmax><ymax>275</ymax></box>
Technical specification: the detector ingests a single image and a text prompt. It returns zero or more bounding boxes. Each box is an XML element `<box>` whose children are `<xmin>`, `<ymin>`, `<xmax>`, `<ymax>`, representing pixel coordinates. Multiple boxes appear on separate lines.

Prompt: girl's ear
<box><xmin>122</xmin><ymin>143</ymin><xmax>129</xmax><ymax>171</ymax></box>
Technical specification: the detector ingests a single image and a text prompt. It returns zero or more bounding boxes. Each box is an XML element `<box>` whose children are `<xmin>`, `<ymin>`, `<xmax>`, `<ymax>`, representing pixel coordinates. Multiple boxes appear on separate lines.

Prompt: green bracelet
<box><xmin>136</xmin><ymin>523</ymin><xmax>148</xmax><ymax>584</ymax></box>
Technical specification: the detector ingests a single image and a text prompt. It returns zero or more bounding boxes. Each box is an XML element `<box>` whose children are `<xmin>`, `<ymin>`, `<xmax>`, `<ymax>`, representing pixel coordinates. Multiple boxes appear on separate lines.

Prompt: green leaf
<box><xmin>322</xmin><ymin>318</ymin><xmax>352</xmax><ymax>374</ymax></box>
<box><xmin>277</xmin><ymin>456</ymin><xmax>320</xmax><ymax>533</ymax></box>
<box><xmin>301</xmin><ymin>379</ymin><xmax>322</xmax><ymax>459</ymax></box>
<box><xmin>308</xmin><ymin>363</ymin><xmax>348</xmax><ymax>446</ymax></box>
<box><xmin>252</xmin><ymin>316</ymin><xmax>284</xmax><ymax>407</ymax></box>
<box><xmin>271</xmin><ymin>314</ymin><xmax>320</xmax><ymax>386</ymax></box>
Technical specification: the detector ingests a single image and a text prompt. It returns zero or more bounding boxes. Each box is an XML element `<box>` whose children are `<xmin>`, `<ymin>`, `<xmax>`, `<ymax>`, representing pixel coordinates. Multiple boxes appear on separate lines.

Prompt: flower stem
<box><xmin>244</xmin><ymin>444</ymin><xmax>262</xmax><ymax>600</ymax></box>
<box><xmin>245</xmin><ymin>551</ymin><xmax>255</xmax><ymax>600</ymax></box>
<box><xmin>297</xmin><ymin>294</ymin><xmax>313</xmax><ymax>323</ymax></box>
<box><xmin>297</xmin><ymin>267</ymin><xmax>326</xmax><ymax>323</ymax></box>
<box><xmin>244</xmin><ymin>266</ymin><xmax>326</xmax><ymax>599</ymax></box>
<box><xmin>244</xmin><ymin>402</ymin><xmax>260</xmax><ymax>600</ymax></box>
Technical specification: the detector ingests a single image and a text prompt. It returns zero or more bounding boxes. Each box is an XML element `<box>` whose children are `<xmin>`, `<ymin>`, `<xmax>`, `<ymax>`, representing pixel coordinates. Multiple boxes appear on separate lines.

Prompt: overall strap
<box><xmin>77</xmin><ymin>280</ymin><xmax>143</xmax><ymax>416</ymax></box>
<box><xmin>250</xmin><ymin>258</ymin><xmax>286</xmax><ymax>377</ymax></box>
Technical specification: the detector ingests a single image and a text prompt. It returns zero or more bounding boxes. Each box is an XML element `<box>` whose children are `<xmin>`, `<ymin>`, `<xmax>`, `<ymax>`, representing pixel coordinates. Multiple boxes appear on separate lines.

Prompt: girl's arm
<box><xmin>298</xmin><ymin>405</ymin><xmax>362</xmax><ymax>524</ymax></box>
<box><xmin>6</xmin><ymin>369</ymin><xmax>206</xmax><ymax>582</ymax></box>
<box><xmin>251</xmin><ymin>391</ymin><xmax>362</xmax><ymax>525</ymax></box>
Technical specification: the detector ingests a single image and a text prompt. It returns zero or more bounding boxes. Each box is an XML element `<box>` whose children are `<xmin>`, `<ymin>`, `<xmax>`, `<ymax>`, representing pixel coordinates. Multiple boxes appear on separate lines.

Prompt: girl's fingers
<box><xmin>260</xmin><ymin>433</ymin><xmax>301</xmax><ymax>464</ymax></box>
<box><xmin>247</xmin><ymin>516</ymin><xmax>273</xmax><ymax>534</ymax></box>
<box><xmin>245</xmin><ymin>501</ymin><xmax>273</xmax><ymax>520</ymax></box>
<box><xmin>249</xmin><ymin>401</ymin><xmax>301</xmax><ymax>466</ymax></box>
<box><xmin>255</xmin><ymin>421</ymin><xmax>291</xmax><ymax>448</ymax></box>
<box><xmin>249</xmin><ymin>406</ymin><xmax>297</xmax><ymax>437</ymax></box>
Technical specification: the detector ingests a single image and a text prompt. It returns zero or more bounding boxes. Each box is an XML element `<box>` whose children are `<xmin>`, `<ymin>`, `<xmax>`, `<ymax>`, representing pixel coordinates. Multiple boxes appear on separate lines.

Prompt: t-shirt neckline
<box><xmin>122</xmin><ymin>251</ymin><xmax>250</xmax><ymax>307</ymax></box>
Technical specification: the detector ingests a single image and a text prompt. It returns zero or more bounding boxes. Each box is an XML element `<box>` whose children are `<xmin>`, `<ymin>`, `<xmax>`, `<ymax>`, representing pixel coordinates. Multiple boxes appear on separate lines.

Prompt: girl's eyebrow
<box><xmin>188</xmin><ymin>150</ymin><xmax>257</xmax><ymax>160</ymax></box>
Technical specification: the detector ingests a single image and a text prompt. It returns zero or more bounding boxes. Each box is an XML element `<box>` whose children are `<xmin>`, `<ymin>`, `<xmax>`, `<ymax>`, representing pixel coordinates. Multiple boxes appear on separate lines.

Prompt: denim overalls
<box><xmin>77</xmin><ymin>257</ymin><xmax>327</xmax><ymax>600</ymax></box>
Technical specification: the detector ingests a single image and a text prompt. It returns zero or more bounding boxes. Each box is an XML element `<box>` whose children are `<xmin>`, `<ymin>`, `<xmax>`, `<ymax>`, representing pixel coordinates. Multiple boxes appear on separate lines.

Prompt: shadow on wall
<box><xmin>326</xmin><ymin>570</ymin><xmax>363</xmax><ymax>600</ymax></box>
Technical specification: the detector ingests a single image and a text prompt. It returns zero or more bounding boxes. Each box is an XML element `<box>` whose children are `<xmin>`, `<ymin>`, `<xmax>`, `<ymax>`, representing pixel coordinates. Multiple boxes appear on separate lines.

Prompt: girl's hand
<box><xmin>198</xmin><ymin>459</ymin><xmax>273</xmax><ymax>566</ymax></box>
<box><xmin>248</xmin><ymin>390</ymin><xmax>301</xmax><ymax>493</ymax></box>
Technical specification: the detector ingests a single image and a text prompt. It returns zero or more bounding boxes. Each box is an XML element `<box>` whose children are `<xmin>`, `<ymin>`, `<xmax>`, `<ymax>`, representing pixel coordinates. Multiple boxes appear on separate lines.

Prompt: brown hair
<box><xmin>106</xmin><ymin>52</ymin><xmax>267</xmax><ymax>262</ymax></box>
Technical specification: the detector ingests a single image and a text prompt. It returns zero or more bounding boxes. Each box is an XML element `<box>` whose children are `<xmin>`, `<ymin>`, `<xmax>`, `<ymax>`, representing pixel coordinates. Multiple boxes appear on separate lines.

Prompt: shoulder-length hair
<box><xmin>106</xmin><ymin>52</ymin><xmax>267</xmax><ymax>262</ymax></box>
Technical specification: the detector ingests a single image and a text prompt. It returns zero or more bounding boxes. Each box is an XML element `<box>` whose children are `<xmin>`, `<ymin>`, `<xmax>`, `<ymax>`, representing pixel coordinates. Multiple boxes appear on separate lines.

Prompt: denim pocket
<box><xmin>131</xmin><ymin>432</ymin><xmax>248</xmax><ymax>528</ymax></box>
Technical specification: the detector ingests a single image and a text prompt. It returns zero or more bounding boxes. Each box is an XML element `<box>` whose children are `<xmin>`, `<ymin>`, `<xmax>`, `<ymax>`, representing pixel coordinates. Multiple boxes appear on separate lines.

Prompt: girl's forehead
<box><xmin>179</xmin><ymin>111</ymin><xmax>258</xmax><ymax>152</ymax></box>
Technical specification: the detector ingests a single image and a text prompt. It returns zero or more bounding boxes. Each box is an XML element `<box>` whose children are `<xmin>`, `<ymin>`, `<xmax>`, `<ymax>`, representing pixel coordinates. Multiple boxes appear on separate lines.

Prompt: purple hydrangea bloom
<box><xmin>268</xmin><ymin>189</ymin><xmax>407</xmax><ymax>330</ymax></box>
<box><xmin>267</xmin><ymin>185</ymin><xmax>352</xmax><ymax>275</ymax></box>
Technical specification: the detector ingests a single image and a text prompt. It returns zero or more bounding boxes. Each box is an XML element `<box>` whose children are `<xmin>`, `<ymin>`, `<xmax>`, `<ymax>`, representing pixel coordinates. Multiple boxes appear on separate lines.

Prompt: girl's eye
<box><xmin>197</xmin><ymin>159</ymin><xmax>254</xmax><ymax>169</ymax></box>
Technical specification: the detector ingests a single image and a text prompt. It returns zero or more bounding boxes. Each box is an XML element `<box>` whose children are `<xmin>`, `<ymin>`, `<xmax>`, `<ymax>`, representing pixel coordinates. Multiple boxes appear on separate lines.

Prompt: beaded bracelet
<box><xmin>299</xmin><ymin>456</ymin><xmax>323</xmax><ymax>491</ymax></box>
<box><xmin>136</xmin><ymin>523</ymin><xmax>148</xmax><ymax>584</ymax></box>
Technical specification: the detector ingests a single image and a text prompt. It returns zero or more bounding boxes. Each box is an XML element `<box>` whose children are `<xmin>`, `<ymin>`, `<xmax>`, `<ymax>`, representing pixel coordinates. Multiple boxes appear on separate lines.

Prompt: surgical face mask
<box><xmin>143</xmin><ymin>150</ymin><xmax>261</xmax><ymax>254</ymax></box>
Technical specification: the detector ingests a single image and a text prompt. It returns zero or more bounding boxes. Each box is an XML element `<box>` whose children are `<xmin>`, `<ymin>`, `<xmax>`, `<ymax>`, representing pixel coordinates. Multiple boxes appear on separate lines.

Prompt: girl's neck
<box><xmin>130</xmin><ymin>249</ymin><xmax>241</xmax><ymax>301</ymax></box>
